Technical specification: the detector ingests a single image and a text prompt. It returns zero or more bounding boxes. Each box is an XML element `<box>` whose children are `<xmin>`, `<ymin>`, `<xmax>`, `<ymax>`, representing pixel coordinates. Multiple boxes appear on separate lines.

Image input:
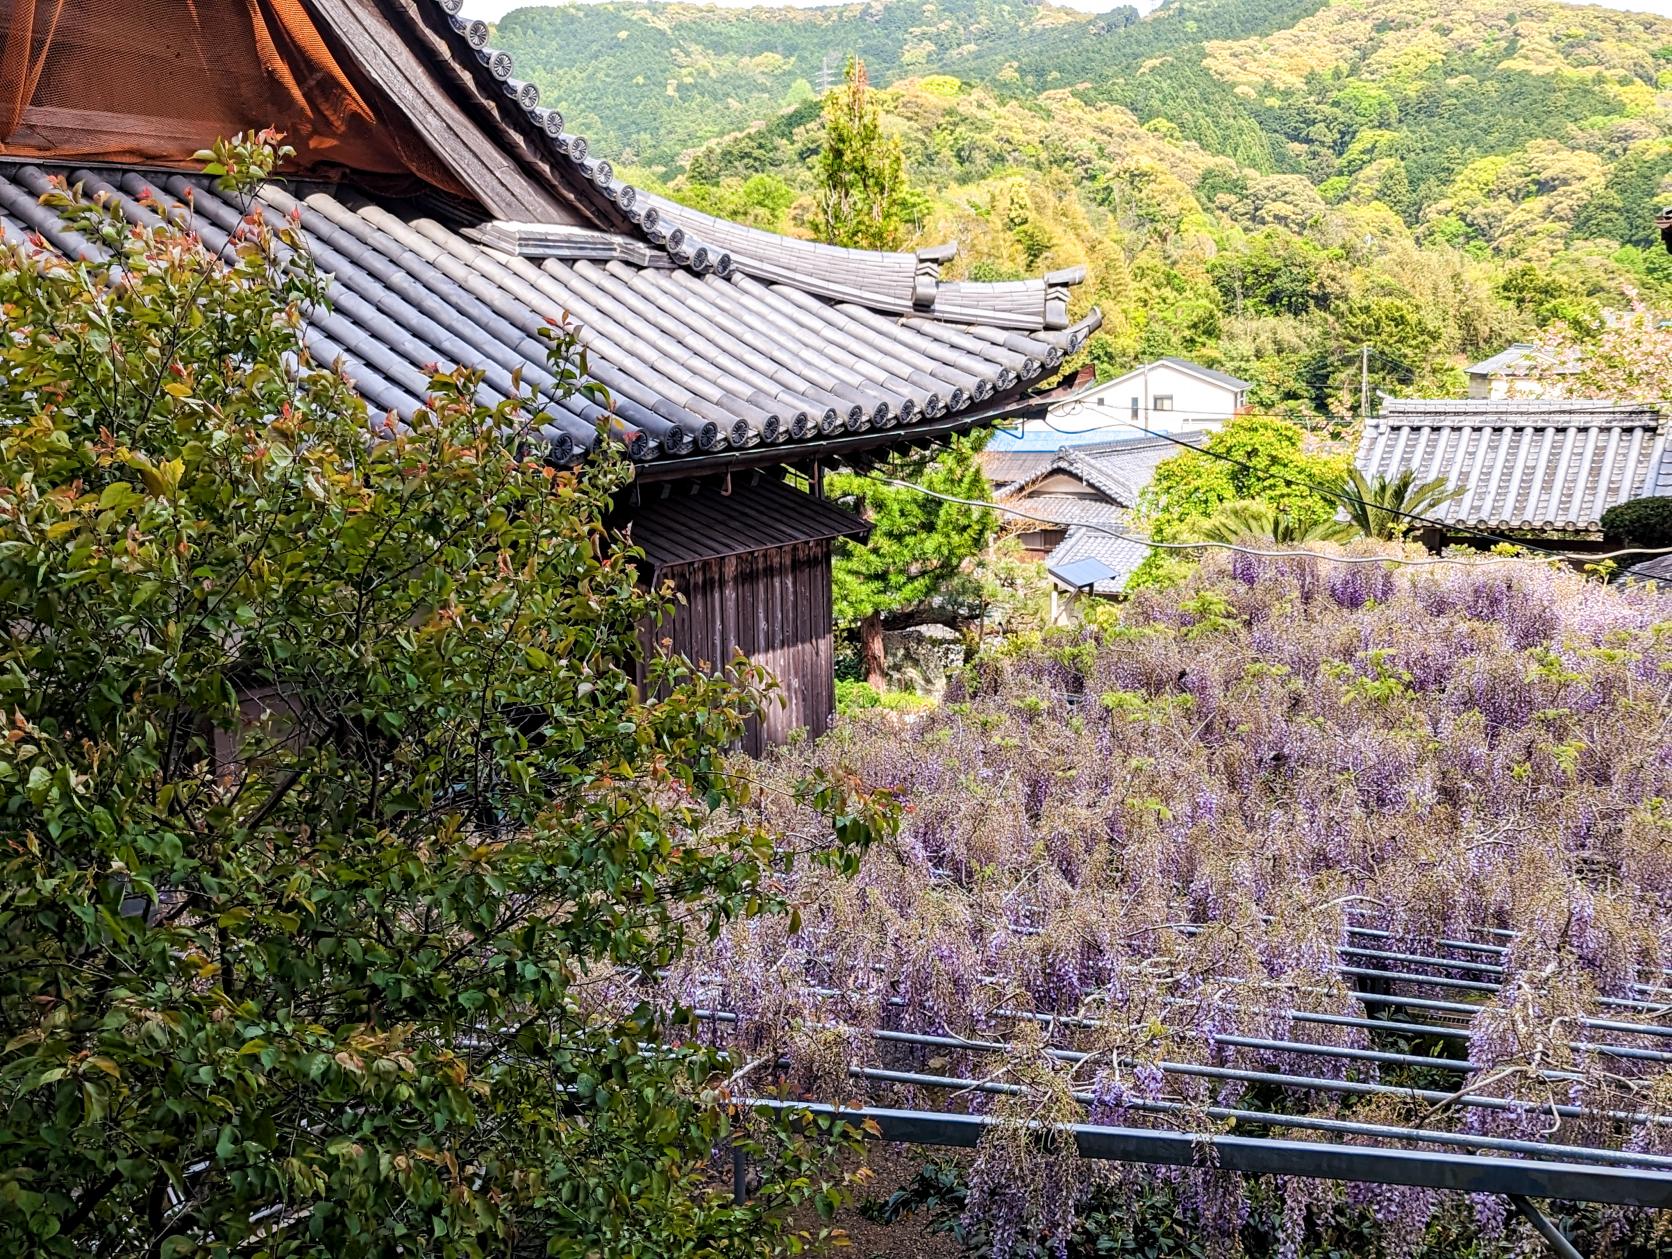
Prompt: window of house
<box><xmin>1153</xmin><ymin>395</ymin><xmax>1173</xmax><ymax>411</ymax></box>
<box><xmin>1018</xmin><ymin>528</ymin><xmax>1066</xmax><ymax>553</ymax></box>
<box><xmin>1130</xmin><ymin>397</ymin><xmax>1139</xmax><ymax>420</ymax></box>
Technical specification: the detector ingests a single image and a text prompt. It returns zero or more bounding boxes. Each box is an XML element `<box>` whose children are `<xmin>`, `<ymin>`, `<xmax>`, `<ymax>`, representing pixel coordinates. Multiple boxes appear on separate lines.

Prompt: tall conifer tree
<box><xmin>812</xmin><ymin>58</ymin><xmax>909</xmax><ymax>251</ymax></box>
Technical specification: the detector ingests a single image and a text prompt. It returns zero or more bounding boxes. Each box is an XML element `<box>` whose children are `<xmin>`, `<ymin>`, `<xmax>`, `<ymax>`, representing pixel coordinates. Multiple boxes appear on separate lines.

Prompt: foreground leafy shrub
<box><xmin>662</xmin><ymin>552</ymin><xmax>1672</xmax><ymax>1257</ymax></box>
<box><xmin>878</xmin><ymin>690</ymin><xmax>936</xmax><ymax>714</ymax></box>
<box><xmin>837</xmin><ymin>678</ymin><xmax>883</xmax><ymax>711</ymax></box>
<box><xmin>0</xmin><ymin>138</ymin><xmax>890</xmax><ymax>1257</ymax></box>
<box><xmin>837</xmin><ymin>681</ymin><xmax>939</xmax><ymax>716</ymax></box>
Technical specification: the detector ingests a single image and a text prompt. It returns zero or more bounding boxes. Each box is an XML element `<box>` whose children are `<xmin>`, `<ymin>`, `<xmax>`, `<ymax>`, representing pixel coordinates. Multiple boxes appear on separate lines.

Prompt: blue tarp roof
<box><xmin>985</xmin><ymin>425</ymin><xmax>1145</xmax><ymax>452</ymax></box>
<box><xmin>1048</xmin><ymin>555</ymin><xmax>1122</xmax><ymax>589</ymax></box>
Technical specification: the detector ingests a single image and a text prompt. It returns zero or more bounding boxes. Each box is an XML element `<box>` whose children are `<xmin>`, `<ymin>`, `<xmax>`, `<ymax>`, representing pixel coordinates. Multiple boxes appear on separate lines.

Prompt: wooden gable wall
<box><xmin>622</xmin><ymin>475</ymin><xmax>865</xmax><ymax>756</ymax></box>
<box><xmin>653</xmin><ymin>541</ymin><xmax>836</xmax><ymax>757</ymax></box>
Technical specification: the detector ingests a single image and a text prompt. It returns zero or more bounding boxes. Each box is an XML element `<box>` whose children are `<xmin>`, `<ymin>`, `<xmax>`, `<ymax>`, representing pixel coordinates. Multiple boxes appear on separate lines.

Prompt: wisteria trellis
<box><xmin>660</xmin><ymin>553</ymin><xmax>1672</xmax><ymax>1256</ymax></box>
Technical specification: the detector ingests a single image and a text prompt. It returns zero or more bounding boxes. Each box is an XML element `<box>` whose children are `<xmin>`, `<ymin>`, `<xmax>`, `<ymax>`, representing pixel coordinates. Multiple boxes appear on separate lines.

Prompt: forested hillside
<box><xmin>494</xmin><ymin>0</ymin><xmax>1328</xmax><ymax>170</ymax></box>
<box><xmin>494</xmin><ymin>0</ymin><xmax>1119</xmax><ymax>168</ymax></box>
<box><xmin>495</xmin><ymin>0</ymin><xmax>1672</xmax><ymax>411</ymax></box>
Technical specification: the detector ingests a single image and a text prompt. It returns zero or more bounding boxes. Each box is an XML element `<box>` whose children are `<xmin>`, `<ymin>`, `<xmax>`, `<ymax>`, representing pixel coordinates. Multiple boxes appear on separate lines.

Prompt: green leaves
<box><xmin>812</xmin><ymin>58</ymin><xmax>913</xmax><ymax>251</ymax></box>
<box><xmin>0</xmin><ymin>137</ymin><xmax>881</xmax><ymax>1257</ymax></box>
<box><xmin>828</xmin><ymin>432</ymin><xmax>995</xmax><ymax>626</ymax></box>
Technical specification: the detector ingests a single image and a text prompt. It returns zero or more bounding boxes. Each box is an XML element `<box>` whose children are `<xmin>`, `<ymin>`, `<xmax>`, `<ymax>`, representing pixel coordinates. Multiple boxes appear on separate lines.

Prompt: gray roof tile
<box><xmin>992</xmin><ymin>431</ymin><xmax>1206</xmax><ymax>504</ymax></box>
<box><xmin>1356</xmin><ymin>400</ymin><xmax>1669</xmax><ymax>532</ymax></box>
<box><xmin>3</xmin><ymin>160</ymin><xmax>1093</xmax><ymax>471</ymax></box>
<box><xmin>1156</xmin><ymin>357</ymin><xmax>1250</xmax><ymax>391</ymax></box>
<box><xmin>1043</xmin><ymin>524</ymin><xmax>1151</xmax><ymax>594</ymax></box>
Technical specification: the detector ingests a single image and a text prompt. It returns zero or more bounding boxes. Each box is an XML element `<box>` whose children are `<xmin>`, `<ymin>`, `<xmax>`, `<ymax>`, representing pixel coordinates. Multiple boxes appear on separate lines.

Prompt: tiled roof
<box><xmin>1045</xmin><ymin>524</ymin><xmax>1152</xmax><ymax>594</ymax></box>
<box><xmin>1004</xmin><ymin>494</ymin><xmax>1133</xmax><ymax>527</ymax></box>
<box><xmin>1355</xmin><ymin>400</ymin><xmax>1670</xmax><ymax>533</ymax></box>
<box><xmin>642</xmin><ymin>196</ymin><xmax>1084</xmax><ymax>331</ymax></box>
<box><xmin>1</xmin><ymin>163</ymin><xmax>1096</xmax><ymax>473</ymax></box>
<box><xmin>1624</xmin><ymin>553</ymin><xmax>1672</xmax><ymax>587</ymax></box>
<box><xmin>980</xmin><ymin>450</ymin><xmax>1058</xmax><ymax>485</ymax></box>
<box><xmin>623</xmin><ymin>476</ymin><xmax>867</xmax><ymax>568</ymax></box>
<box><xmin>992</xmin><ymin>431</ymin><xmax>1207</xmax><ymax>506</ymax></box>
<box><xmin>1464</xmin><ymin>344</ymin><xmax>1578</xmax><ymax>378</ymax></box>
<box><xmin>1157</xmin><ymin>357</ymin><xmax>1250</xmax><ymax>391</ymax></box>
<box><xmin>394</xmin><ymin>0</ymin><xmax>1092</xmax><ymax>333</ymax></box>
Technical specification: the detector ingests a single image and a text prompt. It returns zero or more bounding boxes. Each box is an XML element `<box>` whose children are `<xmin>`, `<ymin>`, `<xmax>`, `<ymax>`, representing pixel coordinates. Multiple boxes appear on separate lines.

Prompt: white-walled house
<box><xmin>1033</xmin><ymin>358</ymin><xmax>1249</xmax><ymax>437</ymax></box>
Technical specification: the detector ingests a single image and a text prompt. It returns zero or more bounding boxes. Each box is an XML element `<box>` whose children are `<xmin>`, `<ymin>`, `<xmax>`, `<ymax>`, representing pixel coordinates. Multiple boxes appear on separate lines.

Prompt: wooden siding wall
<box><xmin>656</xmin><ymin>540</ymin><xmax>835</xmax><ymax>757</ymax></box>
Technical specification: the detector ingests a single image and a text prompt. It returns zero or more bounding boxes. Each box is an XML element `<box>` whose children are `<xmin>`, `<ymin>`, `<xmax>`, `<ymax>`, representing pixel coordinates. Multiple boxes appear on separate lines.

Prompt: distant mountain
<box><xmin>491</xmin><ymin>0</ymin><xmax>1212</xmax><ymax>170</ymax></box>
<box><xmin>498</xmin><ymin>0</ymin><xmax>1670</xmax><ymax>224</ymax></box>
<box><xmin>494</xmin><ymin>0</ymin><xmax>1672</xmax><ymax>415</ymax></box>
<box><xmin>494</xmin><ymin>0</ymin><xmax>1114</xmax><ymax>170</ymax></box>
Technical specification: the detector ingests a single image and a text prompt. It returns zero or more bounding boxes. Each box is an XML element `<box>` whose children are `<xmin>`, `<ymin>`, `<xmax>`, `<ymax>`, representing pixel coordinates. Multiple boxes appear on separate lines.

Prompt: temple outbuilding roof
<box><xmin>1355</xmin><ymin>400</ymin><xmax>1669</xmax><ymax>534</ymax></box>
<box><xmin>1</xmin><ymin>162</ymin><xmax>1096</xmax><ymax>476</ymax></box>
<box><xmin>0</xmin><ymin>0</ymin><xmax>1100</xmax><ymax>477</ymax></box>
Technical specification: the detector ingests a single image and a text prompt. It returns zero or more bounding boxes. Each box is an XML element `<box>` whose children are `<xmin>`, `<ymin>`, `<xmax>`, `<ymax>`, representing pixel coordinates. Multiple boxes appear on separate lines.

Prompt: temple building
<box><xmin>0</xmin><ymin>0</ymin><xmax>1098</xmax><ymax>750</ymax></box>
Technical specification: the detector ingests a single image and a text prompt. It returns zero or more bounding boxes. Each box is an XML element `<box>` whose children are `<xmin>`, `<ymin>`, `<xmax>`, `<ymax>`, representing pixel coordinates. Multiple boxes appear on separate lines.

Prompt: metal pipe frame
<box><xmin>698</xmin><ymin>967</ymin><xmax>1672</xmax><ymax>1062</ymax></box>
<box><xmin>747</xmin><ymin>1097</ymin><xmax>1672</xmax><ymax>1209</ymax></box>
<box><xmin>698</xmin><ymin>1006</ymin><xmax>1672</xmax><ymax>1128</ymax></box>
<box><xmin>843</xmin><ymin>1064</ymin><xmax>1672</xmax><ymax>1171</ymax></box>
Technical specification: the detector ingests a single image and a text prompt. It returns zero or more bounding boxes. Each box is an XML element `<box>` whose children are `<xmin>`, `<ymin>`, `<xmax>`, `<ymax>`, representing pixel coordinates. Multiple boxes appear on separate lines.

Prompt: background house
<box><xmin>1355</xmin><ymin>400</ymin><xmax>1669</xmax><ymax>539</ymax></box>
<box><xmin>1044</xmin><ymin>532</ymin><xmax>1154</xmax><ymax>622</ymax></box>
<box><xmin>987</xmin><ymin>431</ymin><xmax>1205</xmax><ymax>558</ymax></box>
<box><xmin>979</xmin><ymin>431</ymin><xmax>1204</xmax><ymax>604</ymax></box>
<box><xmin>1463</xmin><ymin>344</ymin><xmax>1578</xmax><ymax>400</ymax></box>
<box><xmin>1024</xmin><ymin>358</ymin><xmax>1248</xmax><ymax>437</ymax></box>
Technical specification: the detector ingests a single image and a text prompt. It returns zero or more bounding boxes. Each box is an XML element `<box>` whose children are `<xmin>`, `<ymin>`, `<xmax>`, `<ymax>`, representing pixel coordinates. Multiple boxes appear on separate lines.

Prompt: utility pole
<box><xmin>1360</xmin><ymin>344</ymin><xmax>1370</xmax><ymax>422</ymax></box>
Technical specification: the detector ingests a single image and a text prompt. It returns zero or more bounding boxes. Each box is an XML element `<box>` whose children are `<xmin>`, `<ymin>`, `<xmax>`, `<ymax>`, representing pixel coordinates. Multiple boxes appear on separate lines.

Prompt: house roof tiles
<box><xmin>1156</xmin><ymin>357</ymin><xmax>1250</xmax><ymax>391</ymax></box>
<box><xmin>1</xmin><ymin>0</ymin><xmax>1105</xmax><ymax>478</ymax></box>
<box><xmin>990</xmin><ymin>431</ymin><xmax>1208</xmax><ymax>505</ymax></box>
<box><xmin>1464</xmin><ymin>344</ymin><xmax>1578</xmax><ymax>378</ymax></box>
<box><xmin>623</xmin><ymin>476</ymin><xmax>868</xmax><ymax>568</ymax></box>
<box><xmin>1625</xmin><ymin>553</ymin><xmax>1672</xmax><ymax>587</ymax></box>
<box><xmin>1355</xmin><ymin>400</ymin><xmax>1669</xmax><ymax>533</ymax></box>
<box><xmin>1008</xmin><ymin>495</ymin><xmax>1134</xmax><ymax>527</ymax></box>
<box><xmin>1044</xmin><ymin>524</ymin><xmax>1151</xmax><ymax>594</ymax></box>
<box><xmin>1</xmin><ymin>161</ymin><xmax>1097</xmax><ymax>473</ymax></box>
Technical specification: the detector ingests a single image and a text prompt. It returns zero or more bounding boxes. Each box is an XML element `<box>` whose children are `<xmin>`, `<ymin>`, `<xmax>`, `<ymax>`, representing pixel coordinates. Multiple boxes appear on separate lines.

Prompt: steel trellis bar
<box><xmin>842</xmin><ymin>1064</ymin><xmax>1672</xmax><ymax>1172</ymax></box>
<box><xmin>749</xmin><ymin>1098</ymin><xmax>1672</xmax><ymax>1209</ymax></box>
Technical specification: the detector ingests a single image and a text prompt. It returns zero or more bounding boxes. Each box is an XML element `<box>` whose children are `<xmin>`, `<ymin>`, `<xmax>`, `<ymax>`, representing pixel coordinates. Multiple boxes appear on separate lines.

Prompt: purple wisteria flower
<box><xmin>652</xmin><ymin>555</ymin><xmax>1672</xmax><ymax>1256</ymax></box>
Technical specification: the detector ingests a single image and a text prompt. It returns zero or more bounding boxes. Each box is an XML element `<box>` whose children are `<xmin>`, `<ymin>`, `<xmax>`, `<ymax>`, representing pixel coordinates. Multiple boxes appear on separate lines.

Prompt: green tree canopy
<box><xmin>812</xmin><ymin>58</ymin><xmax>913</xmax><ymax>250</ymax></box>
<box><xmin>1132</xmin><ymin>415</ymin><xmax>1351</xmax><ymax>586</ymax></box>
<box><xmin>1208</xmin><ymin>228</ymin><xmax>1347</xmax><ymax>318</ymax></box>
<box><xmin>827</xmin><ymin>437</ymin><xmax>994</xmax><ymax>686</ymax></box>
<box><xmin>0</xmin><ymin>138</ymin><xmax>889</xmax><ymax>1257</ymax></box>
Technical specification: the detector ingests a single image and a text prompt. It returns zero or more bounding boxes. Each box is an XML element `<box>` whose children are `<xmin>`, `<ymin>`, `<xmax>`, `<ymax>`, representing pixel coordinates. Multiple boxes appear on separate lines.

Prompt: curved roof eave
<box><xmin>391</xmin><ymin>0</ymin><xmax>1092</xmax><ymax>328</ymax></box>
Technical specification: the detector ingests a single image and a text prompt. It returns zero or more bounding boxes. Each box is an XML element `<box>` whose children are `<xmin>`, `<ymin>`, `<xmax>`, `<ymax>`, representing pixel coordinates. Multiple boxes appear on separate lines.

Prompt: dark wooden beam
<box><xmin>306</xmin><ymin>0</ymin><xmax>575</xmax><ymax>223</ymax></box>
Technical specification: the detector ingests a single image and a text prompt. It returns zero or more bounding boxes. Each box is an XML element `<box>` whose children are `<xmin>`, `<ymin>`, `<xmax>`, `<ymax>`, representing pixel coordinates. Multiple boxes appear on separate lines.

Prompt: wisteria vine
<box><xmin>671</xmin><ymin>553</ymin><xmax>1672</xmax><ymax>1256</ymax></box>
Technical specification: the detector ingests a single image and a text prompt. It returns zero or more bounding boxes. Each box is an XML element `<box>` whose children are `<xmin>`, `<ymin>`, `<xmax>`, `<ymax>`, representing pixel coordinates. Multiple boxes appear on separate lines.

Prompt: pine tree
<box><xmin>828</xmin><ymin>437</ymin><xmax>995</xmax><ymax>688</ymax></box>
<box><xmin>812</xmin><ymin>57</ymin><xmax>911</xmax><ymax>250</ymax></box>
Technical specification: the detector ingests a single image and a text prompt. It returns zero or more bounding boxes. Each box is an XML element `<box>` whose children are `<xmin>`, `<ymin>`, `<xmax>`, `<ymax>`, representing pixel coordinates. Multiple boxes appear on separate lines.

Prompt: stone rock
<box><xmin>883</xmin><ymin>623</ymin><xmax>965</xmax><ymax>698</ymax></box>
